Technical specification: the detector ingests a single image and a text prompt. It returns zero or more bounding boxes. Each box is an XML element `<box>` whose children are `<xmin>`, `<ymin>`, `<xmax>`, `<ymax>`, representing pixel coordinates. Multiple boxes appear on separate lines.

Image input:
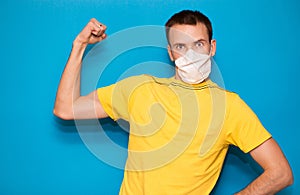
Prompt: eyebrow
<box><xmin>193</xmin><ymin>39</ymin><xmax>208</xmax><ymax>43</ymax></box>
<box><xmin>172</xmin><ymin>39</ymin><xmax>208</xmax><ymax>46</ymax></box>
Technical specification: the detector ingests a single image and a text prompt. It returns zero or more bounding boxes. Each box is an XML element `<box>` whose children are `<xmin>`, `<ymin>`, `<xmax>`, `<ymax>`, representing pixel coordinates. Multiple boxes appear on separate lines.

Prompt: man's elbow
<box><xmin>283</xmin><ymin>167</ymin><xmax>294</xmax><ymax>187</ymax></box>
<box><xmin>53</xmin><ymin>107</ymin><xmax>74</xmax><ymax>120</ymax></box>
<box><xmin>275</xmin><ymin>165</ymin><xmax>294</xmax><ymax>189</ymax></box>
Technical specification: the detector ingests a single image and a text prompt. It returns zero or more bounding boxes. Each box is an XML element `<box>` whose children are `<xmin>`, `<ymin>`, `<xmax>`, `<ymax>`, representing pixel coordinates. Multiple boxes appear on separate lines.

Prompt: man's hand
<box><xmin>74</xmin><ymin>18</ymin><xmax>107</xmax><ymax>46</ymax></box>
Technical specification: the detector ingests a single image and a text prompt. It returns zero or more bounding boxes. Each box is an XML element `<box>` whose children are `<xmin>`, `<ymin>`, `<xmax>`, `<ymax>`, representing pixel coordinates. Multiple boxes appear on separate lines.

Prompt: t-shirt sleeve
<box><xmin>96</xmin><ymin>75</ymin><xmax>150</xmax><ymax>121</ymax></box>
<box><xmin>97</xmin><ymin>83</ymin><xmax>126</xmax><ymax>121</ymax></box>
<box><xmin>225</xmin><ymin>94</ymin><xmax>272</xmax><ymax>153</ymax></box>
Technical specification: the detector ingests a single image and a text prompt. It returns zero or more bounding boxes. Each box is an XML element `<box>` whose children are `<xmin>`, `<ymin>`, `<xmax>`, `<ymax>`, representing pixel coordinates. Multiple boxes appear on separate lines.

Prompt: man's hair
<box><xmin>165</xmin><ymin>10</ymin><xmax>213</xmax><ymax>42</ymax></box>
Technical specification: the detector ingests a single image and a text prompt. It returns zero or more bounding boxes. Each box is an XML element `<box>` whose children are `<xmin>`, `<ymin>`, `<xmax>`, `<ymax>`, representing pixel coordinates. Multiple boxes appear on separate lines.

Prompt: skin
<box><xmin>53</xmin><ymin>18</ymin><xmax>293</xmax><ymax>194</ymax></box>
<box><xmin>167</xmin><ymin>23</ymin><xmax>216</xmax><ymax>81</ymax></box>
<box><xmin>53</xmin><ymin>18</ymin><xmax>108</xmax><ymax>120</ymax></box>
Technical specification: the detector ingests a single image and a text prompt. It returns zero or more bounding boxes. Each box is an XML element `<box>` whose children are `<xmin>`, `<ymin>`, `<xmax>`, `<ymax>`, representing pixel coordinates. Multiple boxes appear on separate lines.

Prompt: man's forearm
<box><xmin>53</xmin><ymin>40</ymin><xmax>87</xmax><ymax>119</ymax></box>
<box><xmin>235</xmin><ymin>168</ymin><xmax>293</xmax><ymax>195</ymax></box>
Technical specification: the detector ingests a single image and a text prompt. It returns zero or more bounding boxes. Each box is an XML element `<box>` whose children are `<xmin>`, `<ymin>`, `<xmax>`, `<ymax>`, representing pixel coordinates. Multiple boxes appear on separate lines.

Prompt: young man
<box><xmin>54</xmin><ymin>10</ymin><xmax>293</xmax><ymax>194</ymax></box>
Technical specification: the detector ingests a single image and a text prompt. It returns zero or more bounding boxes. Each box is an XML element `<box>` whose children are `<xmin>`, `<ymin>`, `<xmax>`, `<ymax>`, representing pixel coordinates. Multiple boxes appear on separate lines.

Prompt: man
<box><xmin>54</xmin><ymin>10</ymin><xmax>293</xmax><ymax>194</ymax></box>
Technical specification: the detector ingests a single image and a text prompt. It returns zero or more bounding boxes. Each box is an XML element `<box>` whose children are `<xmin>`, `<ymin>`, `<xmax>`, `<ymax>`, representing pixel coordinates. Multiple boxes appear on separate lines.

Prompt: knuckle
<box><xmin>88</xmin><ymin>21</ymin><xmax>94</xmax><ymax>27</ymax></box>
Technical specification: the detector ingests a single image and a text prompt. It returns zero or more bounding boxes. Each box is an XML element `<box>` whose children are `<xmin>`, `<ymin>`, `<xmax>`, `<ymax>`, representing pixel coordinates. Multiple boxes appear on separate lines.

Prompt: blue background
<box><xmin>1</xmin><ymin>0</ymin><xmax>299</xmax><ymax>194</ymax></box>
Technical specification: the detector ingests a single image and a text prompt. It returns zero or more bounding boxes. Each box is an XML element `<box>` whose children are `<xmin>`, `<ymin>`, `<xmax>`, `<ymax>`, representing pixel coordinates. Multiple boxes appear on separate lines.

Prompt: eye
<box><xmin>174</xmin><ymin>44</ymin><xmax>186</xmax><ymax>50</ymax></box>
<box><xmin>195</xmin><ymin>41</ymin><xmax>204</xmax><ymax>48</ymax></box>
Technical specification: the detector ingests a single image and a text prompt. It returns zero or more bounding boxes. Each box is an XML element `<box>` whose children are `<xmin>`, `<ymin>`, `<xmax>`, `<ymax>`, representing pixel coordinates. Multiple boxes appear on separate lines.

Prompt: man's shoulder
<box><xmin>111</xmin><ymin>74</ymin><xmax>170</xmax><ymax>93</ymax></box>
<box><xmin>205</xmin><ymin>80</ymin><xmax>239</xmax><ymax>98</ymax></box>
<box><xmin>116</xmin><ymin>74</ymin><xmax>171</xmax><ymax>86</ymax></box>
<box><xmin>121</xmin><ymin>74</ymin><xmax>157</xmax><ymax>81</ymax></box>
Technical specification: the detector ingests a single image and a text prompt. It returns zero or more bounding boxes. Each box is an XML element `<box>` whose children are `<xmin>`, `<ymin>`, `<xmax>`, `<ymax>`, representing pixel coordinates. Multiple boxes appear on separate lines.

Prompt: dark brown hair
<box><xmin>165</xmin><ymin>10</ymin><xmax>213</xmax><ymax>42</ymax></box>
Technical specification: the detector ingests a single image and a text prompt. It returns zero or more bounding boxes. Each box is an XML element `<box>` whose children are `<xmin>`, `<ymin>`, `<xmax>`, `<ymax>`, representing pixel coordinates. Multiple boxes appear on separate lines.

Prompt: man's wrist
<box><xmin>73</xmin><ymin>37</ymin><xmax>88</xmax><ymax>49</ymax></box>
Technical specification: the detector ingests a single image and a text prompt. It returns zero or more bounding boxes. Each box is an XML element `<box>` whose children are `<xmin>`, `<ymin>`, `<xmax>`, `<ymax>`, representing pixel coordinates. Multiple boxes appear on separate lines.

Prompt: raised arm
<box><xmin>53</xmin><ymin>18</ymin><xmax>108</xmax><ymax>120</ymax></box>
<box><xmin>235</xmin><ymin>138</ymin><xmax>293</xmax><ymax>195</ymax></box>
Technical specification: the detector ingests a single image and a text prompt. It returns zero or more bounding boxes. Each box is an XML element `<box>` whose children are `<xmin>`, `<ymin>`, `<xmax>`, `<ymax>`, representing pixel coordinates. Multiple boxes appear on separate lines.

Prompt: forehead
<box><xmin>168</xmin><ymin>23</ymin><xmax>209</xmax><ymax>44</ymax></box>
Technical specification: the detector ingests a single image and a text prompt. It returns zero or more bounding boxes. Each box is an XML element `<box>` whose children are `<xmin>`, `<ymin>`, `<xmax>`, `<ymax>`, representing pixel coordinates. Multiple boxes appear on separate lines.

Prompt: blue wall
<box><xmin>1</xmin><ymin>0</ymin><xmax>299</xmax><ymax>194</ymax></box>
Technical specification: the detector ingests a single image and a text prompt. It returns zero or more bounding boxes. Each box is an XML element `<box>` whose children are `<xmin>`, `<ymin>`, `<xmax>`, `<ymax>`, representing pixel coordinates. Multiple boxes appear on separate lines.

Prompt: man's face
<box><xmin>167</xmin><ymin>23</ymin><xmax>216</xmax><ymax>61</ymax></box>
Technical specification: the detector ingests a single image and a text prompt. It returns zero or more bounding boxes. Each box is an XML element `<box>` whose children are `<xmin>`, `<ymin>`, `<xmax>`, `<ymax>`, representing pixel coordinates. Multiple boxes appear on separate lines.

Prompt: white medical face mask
<box><xmin>175</xmin><ymin>49</ymin><xmax>211</xmax><ymax>84</ymax></box>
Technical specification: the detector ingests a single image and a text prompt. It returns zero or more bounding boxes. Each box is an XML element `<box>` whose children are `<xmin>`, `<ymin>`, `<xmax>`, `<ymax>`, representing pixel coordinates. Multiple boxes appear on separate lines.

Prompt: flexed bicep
<box><xmin>72</xmin><ymin>91</ymin><xmax>109</xmax><ymax>119</ymax></box>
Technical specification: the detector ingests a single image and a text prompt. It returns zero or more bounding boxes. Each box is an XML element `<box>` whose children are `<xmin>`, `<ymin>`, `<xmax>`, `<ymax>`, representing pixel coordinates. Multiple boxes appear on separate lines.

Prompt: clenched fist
<box><xmin>74</xmin><ymin>18</ymin><xmax>107</xmax><ymax>45</ymax></box>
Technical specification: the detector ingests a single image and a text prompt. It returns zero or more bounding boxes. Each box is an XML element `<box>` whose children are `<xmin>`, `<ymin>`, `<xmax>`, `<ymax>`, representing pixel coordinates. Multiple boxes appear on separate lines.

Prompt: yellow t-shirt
<box><xmin>97</xmin><ymin>75</ymin><xmax>271</xmax><ymax>195</ymax></box>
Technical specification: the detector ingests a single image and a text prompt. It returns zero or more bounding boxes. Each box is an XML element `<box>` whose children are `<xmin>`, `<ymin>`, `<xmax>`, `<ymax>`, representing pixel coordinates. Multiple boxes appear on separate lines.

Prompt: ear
<box><xmin>210</xmin><ymin>39</ymin><xmax>217</xmax><ymax>57</ymax></box>
<box><xmin>167</xmin><ymin>45</ymin><xmax>175</xmax><ymax>61</ymax></box>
